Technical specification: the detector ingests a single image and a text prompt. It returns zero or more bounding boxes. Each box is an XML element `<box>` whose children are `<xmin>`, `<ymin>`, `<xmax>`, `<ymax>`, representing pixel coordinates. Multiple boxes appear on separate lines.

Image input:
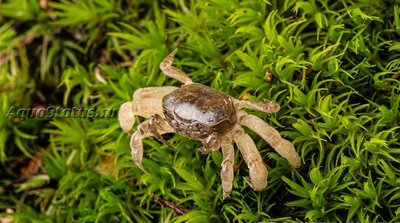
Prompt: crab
<box><xmin>118</xmin><ymin>49</ymin><xmax>302</xmax><ymax>199</ymax></box>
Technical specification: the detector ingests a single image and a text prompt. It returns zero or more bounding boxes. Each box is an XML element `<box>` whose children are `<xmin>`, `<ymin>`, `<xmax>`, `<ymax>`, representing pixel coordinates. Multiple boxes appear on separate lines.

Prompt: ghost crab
<box><xmin>118</xmin><ymin>49</ymin><xmax>302</xmax><ymax>199</ymax></box>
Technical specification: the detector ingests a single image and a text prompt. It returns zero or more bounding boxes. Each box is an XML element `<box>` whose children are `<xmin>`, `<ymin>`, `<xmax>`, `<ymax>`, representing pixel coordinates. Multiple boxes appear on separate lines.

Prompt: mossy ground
<box><xmin>1</xmin><ymin>0</ymin><xmax>400</xmax><ymax>222</ymax></box>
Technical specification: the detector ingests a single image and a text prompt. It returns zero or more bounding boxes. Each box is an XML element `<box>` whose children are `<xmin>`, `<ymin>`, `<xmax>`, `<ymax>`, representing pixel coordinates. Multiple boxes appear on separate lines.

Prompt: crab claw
<box><xmin>118</xmin><ymin>102</ymin><xmax>135</xmax><ymax>133</ymax></box>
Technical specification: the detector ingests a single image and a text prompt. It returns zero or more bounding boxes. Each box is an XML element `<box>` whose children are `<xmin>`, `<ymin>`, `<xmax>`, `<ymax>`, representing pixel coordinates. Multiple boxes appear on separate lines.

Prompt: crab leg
<box><xmin>238</xmin><ymin>111</ymin><xmax>302</xmax><ymax>168</ymax></box>
<box><xmin>233</xmin><ymin>125</ymin><xmax>268</xmax><ymax>190</ymax></box>
<box><xmin>221</xmin><ymin>142</ymin><xmax>235</xmax><ymax>199</ymax></box>
<box><xmin>199</xmin><ymin>132</ymin><xmax>220</xmax><ymax>154</ymax></box>
<box><xmin>119</xmin><ymin>102</ymin><xmax>136</xmax><ymax>133</ymax></box>
<box><xmin>118</xmin><ymin>86</ymin><xmax>177</xmax><ymax>133</ymax></box>
<box><xmin>133</xmin><ymin>86</ymin><xmax>178</xmax><ymax>102</ymax></box>
<box><xmin>235</xmin><ymin>99</ymin><xmax>280</xmax><ymax>114</ymax></box>
<box><xmin>160</xmin><ymin>49</ymin><xmax>193</xmax><ymax>85</ymax></box>
<box><xmin>130</xmin><ymin>115</ymin><xmax>174</xmax><ymax>172</ymax></box>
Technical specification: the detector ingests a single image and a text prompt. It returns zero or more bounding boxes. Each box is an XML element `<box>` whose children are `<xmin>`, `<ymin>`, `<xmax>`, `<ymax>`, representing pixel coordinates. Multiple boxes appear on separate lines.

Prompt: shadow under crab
<box><xmin>118</xmin><ymin>49</ymin><xmax>302</xmax><ymax>199</ymax></box>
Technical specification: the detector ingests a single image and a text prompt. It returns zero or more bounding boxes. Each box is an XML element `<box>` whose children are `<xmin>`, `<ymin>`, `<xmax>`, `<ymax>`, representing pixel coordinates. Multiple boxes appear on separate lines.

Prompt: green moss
<box><xmin>1</xmin><ymin>0</ymin><xmax>400</xmax><ymax>222</ymax></box>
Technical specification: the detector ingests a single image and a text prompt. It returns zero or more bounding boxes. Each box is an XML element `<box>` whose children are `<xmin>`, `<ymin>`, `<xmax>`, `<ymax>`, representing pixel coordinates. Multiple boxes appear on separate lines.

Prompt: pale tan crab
<box><xmin>118</xmin><ymin>49</ymin><xmax>302</xmax><ymax>199</ymax></box>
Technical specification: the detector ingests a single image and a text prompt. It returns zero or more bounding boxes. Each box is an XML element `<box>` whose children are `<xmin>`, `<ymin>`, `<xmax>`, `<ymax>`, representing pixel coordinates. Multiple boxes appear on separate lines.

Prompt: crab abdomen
<box><xmin>162</xmin><ymin>84</ymin><xmax>237</xmax><ymax>139</ymax></box>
